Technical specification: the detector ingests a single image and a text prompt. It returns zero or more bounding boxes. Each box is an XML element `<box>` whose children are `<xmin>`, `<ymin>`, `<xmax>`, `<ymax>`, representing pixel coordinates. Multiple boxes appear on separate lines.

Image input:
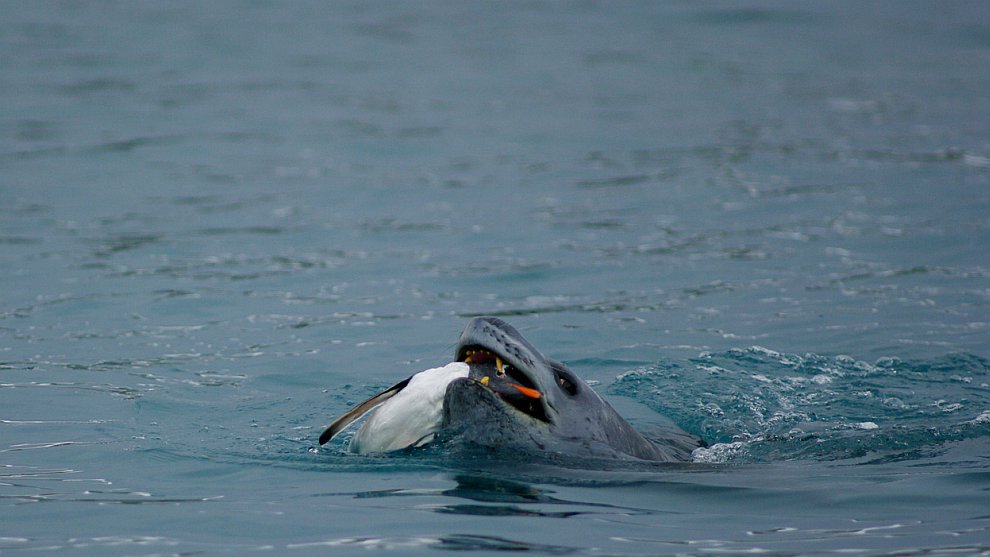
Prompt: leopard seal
<box><xmin>319</xmin><ymin>317</ymin><xmax>702</xmax><ymax>461</ymax></box>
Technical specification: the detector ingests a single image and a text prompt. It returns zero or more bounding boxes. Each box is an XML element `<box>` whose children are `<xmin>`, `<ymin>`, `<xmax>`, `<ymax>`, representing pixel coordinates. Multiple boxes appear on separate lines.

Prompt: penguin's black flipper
<box><xmin>318</xmin><ymin>376</ymin><xmax>411</xmax><ymax>445</ymax></box>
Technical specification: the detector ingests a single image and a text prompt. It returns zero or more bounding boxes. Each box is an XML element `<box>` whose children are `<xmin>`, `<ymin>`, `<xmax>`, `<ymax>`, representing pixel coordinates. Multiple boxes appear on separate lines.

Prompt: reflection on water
<box><xmin>353</xmin><ymin>474</ymin><xmax>657</xmax><ymax>519</ymax></box>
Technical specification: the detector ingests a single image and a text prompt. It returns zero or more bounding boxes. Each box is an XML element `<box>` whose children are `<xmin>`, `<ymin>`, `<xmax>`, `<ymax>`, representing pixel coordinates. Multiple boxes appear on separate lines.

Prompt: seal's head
<box><xmin>443</xmin><ymin>317</ymin><xmax>678</xmax><ymax>460</ymax></box>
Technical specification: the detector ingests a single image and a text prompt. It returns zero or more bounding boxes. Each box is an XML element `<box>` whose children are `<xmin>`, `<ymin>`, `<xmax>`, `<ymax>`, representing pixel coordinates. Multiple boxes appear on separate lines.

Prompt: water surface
<box><xmin>2</xmin><ymin>1</ymin><xmax>989</xmax><ymax>555</ymax></box>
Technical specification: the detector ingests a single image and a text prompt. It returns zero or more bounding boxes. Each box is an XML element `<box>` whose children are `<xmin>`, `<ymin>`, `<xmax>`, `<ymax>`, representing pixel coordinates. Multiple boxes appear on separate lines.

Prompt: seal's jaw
<box><xmin>455</xmin><ymin>345</ymin><xmax>551</xmax><ymax>424</ymax></box>
<box><xmin>441</xmin><ymin>376</ymin><xmax>550</xmax><ymax>443</ymax></box>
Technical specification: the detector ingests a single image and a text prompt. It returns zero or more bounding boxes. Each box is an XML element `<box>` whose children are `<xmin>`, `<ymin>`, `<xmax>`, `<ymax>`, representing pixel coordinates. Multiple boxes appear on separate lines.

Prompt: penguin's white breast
<box><xmin>349</xmin><ymin>362</ymin><xmax>469</xmax><ymax>454</ymax></box>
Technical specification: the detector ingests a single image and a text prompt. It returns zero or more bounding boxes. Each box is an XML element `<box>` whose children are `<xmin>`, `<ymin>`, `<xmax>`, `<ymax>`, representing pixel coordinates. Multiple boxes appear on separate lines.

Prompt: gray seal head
<box><xmin>443</xmin><ymin>317</ymin><xmax>701</xmax><ymax>461</ymax></box>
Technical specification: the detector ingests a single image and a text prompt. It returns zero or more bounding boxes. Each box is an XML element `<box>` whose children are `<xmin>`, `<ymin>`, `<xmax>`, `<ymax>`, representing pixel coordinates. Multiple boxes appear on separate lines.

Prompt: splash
<box><xmin>611</xmin><ymin>349</ymin><xmax>990</xmax><ymax>464</ymax></box>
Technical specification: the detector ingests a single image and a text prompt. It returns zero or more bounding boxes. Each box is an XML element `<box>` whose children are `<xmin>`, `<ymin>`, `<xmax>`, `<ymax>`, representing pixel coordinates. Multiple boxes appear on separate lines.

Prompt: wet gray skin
<box><xmin>444</xmin><ymin>317</ymin><xmax>702</xmax><ymax>462</ymax></box>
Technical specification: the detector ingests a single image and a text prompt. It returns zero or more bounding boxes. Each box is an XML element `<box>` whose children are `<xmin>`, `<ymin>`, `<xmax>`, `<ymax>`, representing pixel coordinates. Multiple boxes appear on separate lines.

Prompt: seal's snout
<box><xmin>457</xmin><ymin>345</ymin><xmax>547</xmax><ymax>421</ymax></box>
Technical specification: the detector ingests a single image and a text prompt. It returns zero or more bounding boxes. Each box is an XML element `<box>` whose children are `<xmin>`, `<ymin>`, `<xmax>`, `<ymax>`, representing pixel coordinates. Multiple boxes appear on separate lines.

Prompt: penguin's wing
<box><xmin>318</xmin><ymin>376</ymin><xmax>411</xmax><ymax>445</ymax></box>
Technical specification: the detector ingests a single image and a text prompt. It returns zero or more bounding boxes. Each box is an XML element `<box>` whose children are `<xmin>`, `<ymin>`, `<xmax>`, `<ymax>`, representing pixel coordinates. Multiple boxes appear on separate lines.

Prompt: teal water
<box><xmin>3</xmin><ymin>1</ymin><xmax>990</xmax><ymax>555</ymax></box>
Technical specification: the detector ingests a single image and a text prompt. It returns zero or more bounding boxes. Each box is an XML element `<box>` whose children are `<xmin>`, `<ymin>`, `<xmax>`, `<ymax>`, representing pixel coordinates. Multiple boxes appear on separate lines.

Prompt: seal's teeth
<box><xmin>480</xmin><ymin>376</ymin><xmax>490</xmax><ymax>386</ymax></box>
<box><xmin>495</xmin><ymin>356</ymin><xmax>504</xmax><ymax>373</ymax></box>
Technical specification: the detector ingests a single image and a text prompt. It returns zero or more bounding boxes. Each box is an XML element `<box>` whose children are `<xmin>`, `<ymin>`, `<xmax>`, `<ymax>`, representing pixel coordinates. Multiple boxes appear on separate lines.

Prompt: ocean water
<box><xmin>2</xmin><ymin>1</ymin><xmax>989</xmax><ymax>555</ymax></box>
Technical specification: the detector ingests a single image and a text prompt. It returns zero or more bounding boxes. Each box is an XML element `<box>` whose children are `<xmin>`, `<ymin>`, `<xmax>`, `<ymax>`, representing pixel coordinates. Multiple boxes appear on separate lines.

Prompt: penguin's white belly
<box><xmin>350</xmin><ymin>362</ymin><xmax>469</xmax><ymax>454</ymax></box>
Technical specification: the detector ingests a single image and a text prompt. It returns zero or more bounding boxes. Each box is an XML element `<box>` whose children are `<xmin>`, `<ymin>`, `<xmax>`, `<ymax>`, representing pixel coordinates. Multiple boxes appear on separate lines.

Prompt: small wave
<box><xmin>692</xmin><ymin>441</ymin><xmax>748</xmax><ymax>464</ymax></box>
<box><xmin>611</xmin><ymin>349</ymin><xmax>990</xmax><ymax>464</ymax></box>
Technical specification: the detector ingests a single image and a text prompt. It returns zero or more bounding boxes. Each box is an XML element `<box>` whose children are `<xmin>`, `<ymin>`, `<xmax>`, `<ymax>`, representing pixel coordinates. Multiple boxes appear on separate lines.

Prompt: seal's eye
<box><xmin>553</xmin><ymin>366</ymin><xmax>579</xmax><ymax>397</ymax></box>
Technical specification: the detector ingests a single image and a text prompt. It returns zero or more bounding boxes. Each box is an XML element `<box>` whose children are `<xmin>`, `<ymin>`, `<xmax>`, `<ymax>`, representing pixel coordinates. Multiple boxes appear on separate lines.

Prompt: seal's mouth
<box><xmin>456</xmin><ymin>346</ymin><xmax>548</xmax><ymax>423</ymax></box>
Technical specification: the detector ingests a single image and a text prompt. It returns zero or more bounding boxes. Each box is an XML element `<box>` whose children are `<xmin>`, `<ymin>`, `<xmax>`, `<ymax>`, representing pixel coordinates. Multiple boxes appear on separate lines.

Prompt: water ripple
<box><xmin>612</xmin><ymin>349</ymin><xmax>990</xmax><ymax>463</ymax></box>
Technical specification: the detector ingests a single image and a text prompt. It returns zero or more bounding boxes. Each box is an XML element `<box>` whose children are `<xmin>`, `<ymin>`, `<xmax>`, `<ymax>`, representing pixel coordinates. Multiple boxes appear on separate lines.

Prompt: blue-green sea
<box><xmin>3</xmin><ymin>1</ymin><xmax>989</xmax><ymax>555</ymax></box>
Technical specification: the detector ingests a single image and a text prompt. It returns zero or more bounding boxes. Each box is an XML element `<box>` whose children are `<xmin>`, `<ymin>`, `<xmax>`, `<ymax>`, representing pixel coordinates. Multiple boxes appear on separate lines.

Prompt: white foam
<box><xmin>692</xmin><ymin>441</ymin><xmax>748</xmax><ymax>464</ymax></box>
<box><xmin>968</xmin><ymin>410</ymin><xmax>990</xmax><ymax>424</ymax></box>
